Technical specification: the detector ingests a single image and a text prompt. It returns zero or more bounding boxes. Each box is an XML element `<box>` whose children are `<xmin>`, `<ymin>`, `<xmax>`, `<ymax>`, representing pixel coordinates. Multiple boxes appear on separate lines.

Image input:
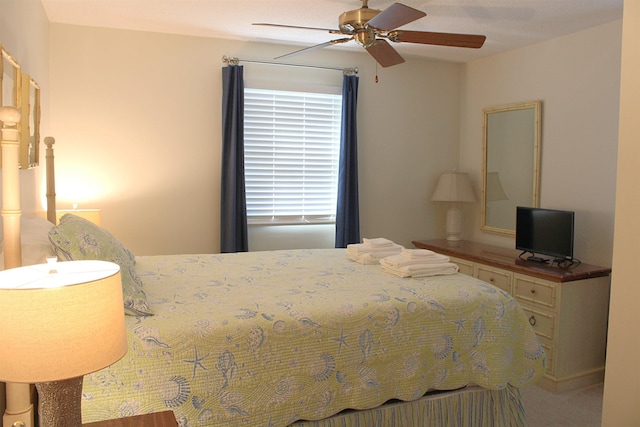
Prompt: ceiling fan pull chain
<box><xmin>375</xmin><ymin>61</ymin><xmax>379</xmax><ymax>83</ymax></box>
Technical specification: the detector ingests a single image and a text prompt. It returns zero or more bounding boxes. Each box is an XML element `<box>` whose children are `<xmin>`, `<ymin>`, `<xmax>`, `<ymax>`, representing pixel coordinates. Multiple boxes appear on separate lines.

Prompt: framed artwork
<box><xmin>20</xmin><ymin>74</ymin><xmax>40</xmax><ymax>168</ymax></box>
<box><xmin>1</xmin><ymin>45</ymin><xmax>22</xmax><ymax>165</ymax></box>
<box><xmin>1</xmin><ymin>46</ymin><xmax>21</xmax><ymax>108</ymax></box>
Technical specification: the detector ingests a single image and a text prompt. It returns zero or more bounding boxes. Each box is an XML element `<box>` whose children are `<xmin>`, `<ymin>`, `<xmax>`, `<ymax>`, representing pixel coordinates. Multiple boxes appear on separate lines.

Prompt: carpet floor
<box><xmin>520</xmin><ymin>382</ymin><xmax>604</xmax><ymax>427</ymax></box>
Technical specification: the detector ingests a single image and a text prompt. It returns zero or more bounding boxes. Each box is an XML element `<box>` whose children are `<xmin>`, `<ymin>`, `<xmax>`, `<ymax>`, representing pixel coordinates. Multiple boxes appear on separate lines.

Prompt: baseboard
<box><xmin>536</xmin><ymin>367</ymin><xmax>605</xmax><ymax>393</ymax></box>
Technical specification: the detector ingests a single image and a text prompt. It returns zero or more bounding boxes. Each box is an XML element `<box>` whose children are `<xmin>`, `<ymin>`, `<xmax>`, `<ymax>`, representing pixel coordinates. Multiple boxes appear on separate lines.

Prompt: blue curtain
<box><xmin>220</xmin><ymin>65</ymin><xmax>248</xmax><ymax>252</ymax></box>
<box><xmin>335</xmin><ymin>74</ymin><xmax>360</xmax><ymax>248</ymax></box>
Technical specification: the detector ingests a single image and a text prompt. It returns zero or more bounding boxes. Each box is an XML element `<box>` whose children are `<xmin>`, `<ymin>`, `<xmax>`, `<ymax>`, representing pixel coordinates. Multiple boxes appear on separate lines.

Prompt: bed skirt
<box><xmin>290</xmin><ymin>385</ymin><xmax>527</xmax><ymax>427</ymax></box>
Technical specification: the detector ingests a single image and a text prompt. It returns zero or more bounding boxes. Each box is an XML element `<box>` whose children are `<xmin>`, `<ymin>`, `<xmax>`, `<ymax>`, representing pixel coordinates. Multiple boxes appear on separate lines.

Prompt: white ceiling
<box><xmin>40</xmin><ymin>0</ymin><xmax>623</xmax><ymax>63</ymax></box>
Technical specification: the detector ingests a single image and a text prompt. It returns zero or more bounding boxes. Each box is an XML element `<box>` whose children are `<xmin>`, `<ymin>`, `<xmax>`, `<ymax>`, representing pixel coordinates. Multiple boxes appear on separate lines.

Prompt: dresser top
<box><xmin>412</xmin><ymin>239</ymin><xmax>611</xmax><ymax>283</ymax></box>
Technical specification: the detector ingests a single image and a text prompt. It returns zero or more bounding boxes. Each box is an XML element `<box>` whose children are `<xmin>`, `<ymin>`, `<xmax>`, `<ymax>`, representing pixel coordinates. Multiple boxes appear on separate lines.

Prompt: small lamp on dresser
<box><xmin>0</xmin><ymin>259</ymin><xmax>127</xmax><ymax>427</ymax></box>
<box><xmin>431</xmin><ymin>171</ymin><xmax>477</xmax><ymax>241</ymax></box>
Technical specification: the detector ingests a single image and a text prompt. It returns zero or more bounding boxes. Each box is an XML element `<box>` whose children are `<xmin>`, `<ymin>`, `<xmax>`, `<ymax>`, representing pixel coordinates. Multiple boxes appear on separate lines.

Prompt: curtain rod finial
<box><xmin>222</xmin><ymin>55</ymin><xmax>240</xmax><ymax>65</ymax></box>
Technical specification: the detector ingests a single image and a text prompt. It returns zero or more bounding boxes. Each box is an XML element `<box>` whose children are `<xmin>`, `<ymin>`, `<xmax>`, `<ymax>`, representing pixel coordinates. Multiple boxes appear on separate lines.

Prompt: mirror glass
<box><xmin>481</xmin><ymin>101</ymin><xmax>541</xmax><ymax>235</ymax></box>
<box><xmin>20</xmin><ymin>74</ymin><xmax>40</xmax><ymax>168</ymax></box>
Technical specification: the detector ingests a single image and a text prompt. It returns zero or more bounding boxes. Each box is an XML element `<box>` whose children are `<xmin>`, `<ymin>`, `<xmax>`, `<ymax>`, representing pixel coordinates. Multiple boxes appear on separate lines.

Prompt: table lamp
<box><xmin>0</xmin><ymin>260</ymin><xmax>127</xmax><ymax>427</ymax></box>
<box><xmin>431</xmin><ymin>171</ymin><xmax>477</xmax><ymax>241</ymax></box>
<box><xmin>56</xmin><ymin>204</ymin><xmax>102</xmax><ymax>226</ymax></box>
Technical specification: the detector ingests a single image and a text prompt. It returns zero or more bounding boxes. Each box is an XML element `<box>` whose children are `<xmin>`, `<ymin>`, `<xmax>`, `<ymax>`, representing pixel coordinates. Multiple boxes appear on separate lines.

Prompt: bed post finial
<box><xmin>44</xmin><ymin>136</ymin><xmax>57</xmax><ymax>224</ymax></box>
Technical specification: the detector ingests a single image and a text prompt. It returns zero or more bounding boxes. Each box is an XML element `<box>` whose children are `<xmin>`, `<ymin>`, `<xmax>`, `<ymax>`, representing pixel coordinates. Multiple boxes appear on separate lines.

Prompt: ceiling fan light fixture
<box><xmin>355</xmin><ymin>29</ymin><xmax>376</xmax><ymax>48</ymax></box>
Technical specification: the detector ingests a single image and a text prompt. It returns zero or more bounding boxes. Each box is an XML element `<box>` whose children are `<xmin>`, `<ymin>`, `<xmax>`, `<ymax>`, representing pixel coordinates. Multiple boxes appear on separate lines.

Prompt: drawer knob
<box><xmin>530</xmin><ymin>288</ymin><xmax>536</xmax><ymax>294</ymax></box>
<box><xmin>489</xmin><ymin>277</ymin><xmax>495</xmax><ymax>282</ymax></box>
<box><xmin>529</xmin><ymin>315</ymin><xmax>537</xmax><ymax>326</ymax></box>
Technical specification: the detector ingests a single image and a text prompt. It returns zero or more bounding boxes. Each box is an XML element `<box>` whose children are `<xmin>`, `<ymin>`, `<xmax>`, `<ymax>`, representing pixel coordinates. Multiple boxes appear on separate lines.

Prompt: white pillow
<box><xmin>0</xmin><ymin>216</ymin><xmax>56</xmax><ymax>270</ymax></box>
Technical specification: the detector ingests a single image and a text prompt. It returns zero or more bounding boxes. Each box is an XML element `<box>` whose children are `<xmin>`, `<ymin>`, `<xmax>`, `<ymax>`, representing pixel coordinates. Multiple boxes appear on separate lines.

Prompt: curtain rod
<box><xmin>222</xmin><ymin>55</ymin><xmax>358</xmax><ymax>75</ymax></box>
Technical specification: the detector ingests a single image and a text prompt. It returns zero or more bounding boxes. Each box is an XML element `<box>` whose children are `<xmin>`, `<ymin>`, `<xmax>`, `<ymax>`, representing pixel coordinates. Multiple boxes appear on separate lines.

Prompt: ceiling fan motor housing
<box><xmin>339</xmin><ymin>7</ymin><xmax>380</xmax><ymax>47</ymax></box>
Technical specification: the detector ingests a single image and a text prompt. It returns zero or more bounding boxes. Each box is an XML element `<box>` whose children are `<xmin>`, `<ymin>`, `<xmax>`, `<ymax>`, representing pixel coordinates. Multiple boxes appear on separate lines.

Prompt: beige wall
<box><xmin>46</xmin><ymin>18</ymin><xmax>624</xmax><ymax>265</ymax></box>
<box><xmin>48</xmin><ymin>24</ymin><xmax>462</xmax><ymax>255</ymax></box>
<box><xmin>460</xmin><ymin>21</ymin><xmax>622</xmax><ymax>267</ymax></box>
<box><xmin>601</xmin><ymin>0</ymin><xmax>640</xmax><ymax>424</ymax></box>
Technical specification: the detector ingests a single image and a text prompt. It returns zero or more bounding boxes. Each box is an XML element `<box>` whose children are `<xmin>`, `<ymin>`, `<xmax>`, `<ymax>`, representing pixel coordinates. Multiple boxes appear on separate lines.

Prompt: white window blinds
<box><xmin>244</xmin><ymin>88</ymin><xmax>342</xmax><ymax>224</ymax></box>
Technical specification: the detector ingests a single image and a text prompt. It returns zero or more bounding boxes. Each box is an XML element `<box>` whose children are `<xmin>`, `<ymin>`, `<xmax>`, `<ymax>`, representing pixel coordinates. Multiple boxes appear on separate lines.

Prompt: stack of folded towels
<box><xmin>346</xmin><ymin>237</ymin><xmax>404</xmax><ymax>264</ymax></box>
<box><xmin>380</xmin><ymin>248</ymin><xmax>459</xmax><ymax>278</ymax></box>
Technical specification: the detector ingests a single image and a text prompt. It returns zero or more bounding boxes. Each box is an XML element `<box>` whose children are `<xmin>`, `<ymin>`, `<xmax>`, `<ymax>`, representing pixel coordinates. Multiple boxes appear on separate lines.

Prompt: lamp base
<box><xmin>445</xmin><ymin>204</ymin><xmax>463</xmax><ymax>242</ymax></box>
<box><xmin>3</xmin><ymin>382</ymin><xmax>34</xmax><ymax>427</ymax></box>
<box><xmin>35</xmin><ymin>377</ymin><xmax>83</xmax><ymax>427</ymax></box>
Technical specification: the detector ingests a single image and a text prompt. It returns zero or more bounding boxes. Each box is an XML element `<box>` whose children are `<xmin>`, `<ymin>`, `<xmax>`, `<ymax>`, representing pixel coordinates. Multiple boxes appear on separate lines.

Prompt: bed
<box><xmin>0</xmin><ymin>108</ymin><xmax>545</xmax><ymax>427</ymax></box>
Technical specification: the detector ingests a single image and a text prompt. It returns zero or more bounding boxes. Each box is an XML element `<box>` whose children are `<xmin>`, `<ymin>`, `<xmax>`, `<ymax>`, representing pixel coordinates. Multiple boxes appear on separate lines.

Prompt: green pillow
<box><xmin>48</xmin><ymin>213</ymin><xmax>153</xmax><ymax>316</ymax></box>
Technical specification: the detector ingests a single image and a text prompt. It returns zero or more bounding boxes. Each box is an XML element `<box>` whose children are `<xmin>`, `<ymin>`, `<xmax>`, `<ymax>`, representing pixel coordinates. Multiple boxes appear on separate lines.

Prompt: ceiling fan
<box><xmin>254</xmin><ymin>0</ymin><xmax>486</xmax><ymax>68</ymax></box>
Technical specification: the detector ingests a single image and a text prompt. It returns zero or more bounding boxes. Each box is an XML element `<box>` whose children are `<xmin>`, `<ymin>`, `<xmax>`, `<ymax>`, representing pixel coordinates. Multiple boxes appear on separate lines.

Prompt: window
<box><xmin>244</xmin><ymin>88</ymin><xmax>342</xmax><ymax>225</ymax></box>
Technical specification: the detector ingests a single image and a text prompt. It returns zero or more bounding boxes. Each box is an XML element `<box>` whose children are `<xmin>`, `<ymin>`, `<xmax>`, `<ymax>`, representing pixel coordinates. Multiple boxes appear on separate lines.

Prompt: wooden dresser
<box><xmin>413</xmin><ymin>239</ymin><xmax>611</xmax><ymax>393</ymax></box>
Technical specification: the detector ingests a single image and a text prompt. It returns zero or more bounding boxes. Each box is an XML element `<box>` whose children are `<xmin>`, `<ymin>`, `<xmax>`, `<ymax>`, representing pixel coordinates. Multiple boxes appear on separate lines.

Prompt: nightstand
<box><xmin>83</xmin><ymin>411</ymin><xmax>178</xmax><ymax>426</ymax></box>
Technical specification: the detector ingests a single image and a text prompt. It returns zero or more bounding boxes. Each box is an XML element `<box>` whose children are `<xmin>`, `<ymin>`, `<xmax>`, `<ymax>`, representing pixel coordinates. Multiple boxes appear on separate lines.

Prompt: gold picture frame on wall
<box><xmin>20</xmin><ymin>74</ymin><xmax>40</xmax><ymax>168</ymax></box>
<box><xmin>1</xmin><ymin>46</ymin><xmax>21</xmax><ymax>108</ymax></box>
<box><xmin>1</xmin><ymin>45</ymin><xmax>22</xmax><ymax>165</ymax></box>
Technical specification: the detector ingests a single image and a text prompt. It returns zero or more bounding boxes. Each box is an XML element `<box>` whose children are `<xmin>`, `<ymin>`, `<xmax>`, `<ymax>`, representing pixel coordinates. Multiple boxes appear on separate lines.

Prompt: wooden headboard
<box><xmin>1</xmin><ymin>107</ymin><xmax>56</xmax><ymax>427</ymax></box>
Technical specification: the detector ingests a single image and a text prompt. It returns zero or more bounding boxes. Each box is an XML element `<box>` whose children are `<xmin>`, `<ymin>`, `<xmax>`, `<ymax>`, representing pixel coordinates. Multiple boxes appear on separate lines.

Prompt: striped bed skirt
<box><xmin>290</xmin><ymin>385</ymin><xmax>527</xmax><ymax>427</ymax></box>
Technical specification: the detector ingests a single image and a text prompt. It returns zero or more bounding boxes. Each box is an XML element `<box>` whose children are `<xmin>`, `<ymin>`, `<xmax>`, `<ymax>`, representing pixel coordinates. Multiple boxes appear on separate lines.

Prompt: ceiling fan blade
<box><xmin>275</xmin><ymin>38</ymin><xmax>353</xmax><ymax>60</ymax></box>
<box><xmin>367</xmin><ymin>3</ymin><xmax>426</xmax><ymax>31</ymax></box>
<box><xmin>390</xmin><ymin>30</ymin><xmax>486</xmax><ymax>49</ymax></box>
<box><xmin>253</xmin><ymin>23</ymin><xmax>341</xmax><ymax>34</ymax></box>
<box><xmin>365</xmin><ymin>39</ymin><xmax>405</xmax><ymax>68</ymax></box>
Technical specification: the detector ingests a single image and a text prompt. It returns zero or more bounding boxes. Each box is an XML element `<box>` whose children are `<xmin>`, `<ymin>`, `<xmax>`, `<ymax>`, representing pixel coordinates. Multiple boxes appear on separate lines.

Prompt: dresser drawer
<box><xmin>514</xmin><ymin>275</ymin><xmax>556</xmax><ymax>309</ymax></box>
<box><xmin>475</xmin><ymin>265</ymin><xmax>512</xmax><ymax>293</ymax></box>
<box><xmin>450</xmin><ymin>256</ymin><xmax>474</xmax><ymax>276</ymax></box>
<box><xmin>520</xmin><ymin>305</ymin><xmax>556</xmax><ymax>341</ymax></box>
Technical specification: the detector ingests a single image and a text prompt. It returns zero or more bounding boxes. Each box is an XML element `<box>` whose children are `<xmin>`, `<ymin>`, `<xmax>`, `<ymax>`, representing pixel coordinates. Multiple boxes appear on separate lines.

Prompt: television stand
<box><xmin>526</xmin><ymin>255</ymin><xmax>549</xmax><ymax>263</ymax></box>
<box><xmin>412</xmin><ymin>239</ymin><xmax>611</xmax><ymax>394</ymax></box>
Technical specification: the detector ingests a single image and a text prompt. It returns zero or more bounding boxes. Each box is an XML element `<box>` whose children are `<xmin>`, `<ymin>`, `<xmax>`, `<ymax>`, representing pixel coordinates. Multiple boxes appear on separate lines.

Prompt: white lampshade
<box><xmin>431</xmin><ymin>172</ymin><xmax>477</xmax><ymax>203</ymax></box>
<box><xmin>486</xmin><ymin>172</ymin><xmax>508</xmax><ymax>202</ymax></box>
<box><xmin>0</xmin><ymin>260</ymin><xmax>126</xmax><ymax>383</ymax></box>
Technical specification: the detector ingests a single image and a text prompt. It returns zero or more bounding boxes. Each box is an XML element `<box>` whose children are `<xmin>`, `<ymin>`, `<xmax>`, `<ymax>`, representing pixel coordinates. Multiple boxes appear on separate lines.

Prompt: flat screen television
<box><xmin>515</xmin><ymin>206</ymin><xmax>575</xmax><ymax>263</ymax></box>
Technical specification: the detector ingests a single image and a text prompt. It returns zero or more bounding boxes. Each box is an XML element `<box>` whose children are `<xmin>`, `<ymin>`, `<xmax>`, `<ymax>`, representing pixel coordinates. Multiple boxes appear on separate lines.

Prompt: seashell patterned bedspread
<box><xmin>81</xmin><ymin>249</ymin><xmax>545</xmax><ymax>426</ymax></box>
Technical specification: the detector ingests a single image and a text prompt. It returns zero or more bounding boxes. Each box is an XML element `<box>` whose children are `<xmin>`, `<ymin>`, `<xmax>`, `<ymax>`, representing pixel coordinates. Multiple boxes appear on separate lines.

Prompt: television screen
<box><xmin>516</xmin><ymin>207</ymin><xmax>575</xmax><ymax>262</ymax></box>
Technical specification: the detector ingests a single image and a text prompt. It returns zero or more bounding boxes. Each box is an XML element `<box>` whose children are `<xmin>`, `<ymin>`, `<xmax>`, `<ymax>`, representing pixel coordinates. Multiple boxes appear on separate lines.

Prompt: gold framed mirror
<box><xmin>481</xmin><ymin>101</ymin><xmax>541</xmax><ymax>235</ymax></box>
<box><xmin>20</xmin><ymin>74</ymin><xmax>40</xmax><ymax>168</ymax></box>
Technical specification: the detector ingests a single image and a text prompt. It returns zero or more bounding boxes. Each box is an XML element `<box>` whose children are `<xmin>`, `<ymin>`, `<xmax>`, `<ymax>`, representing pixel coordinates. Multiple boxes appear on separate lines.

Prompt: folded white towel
<box><xmin>362</xmin><ymin>237</ymin><xmax>395</xmax><ymax>247</ymax></box>
<box><xmin>347</xmin><ymin>251</ymin><xmax>402</xmax><ymax>265</ymax></box>
<box><xmin>381</xmin><ymin>262</ymin><xmax>459</xmax><ymax>278</ymax></box>
<box><xmin>346</xmin><ymin>238</ymin><xmax>403</xmax><ymax>264</ymax></box>
<box><xmin>400</xmin><ymin>248</ymin><xmax>438</xmax><ymax>258</ymax></box>
<box><xmin>347</xmin><ymin>243</ymin><xmax>403</xmax><ymax>256</ymax></box>
<box><xmin>346</xmin><ymin>237</ymin><xmax>403</xmax><ymax>264</ymax></box>
<box><xmin>380</xmin><ymin>252</ymin><xmax>450</xmax><ymax>268</ymax></box>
